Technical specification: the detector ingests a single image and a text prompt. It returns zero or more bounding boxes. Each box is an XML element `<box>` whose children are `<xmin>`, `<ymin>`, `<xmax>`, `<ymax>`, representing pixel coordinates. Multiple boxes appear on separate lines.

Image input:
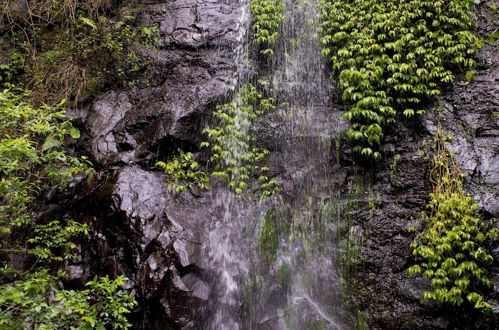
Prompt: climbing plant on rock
<box><xmin>158</xmin><ymin>84</ymin><xmax>279</xmax><ymax>199</ymax></box>
<box><xmin>319</xmin><ymin>0</ymin><xmax>479</xmax><ymax>159</ymax></box>
<box><xmin>408</xmin><ymin>131</ymin><xmax>498</xmax><ymax>310</ymax></box>
<box><xmin>250</xmin><ymin>0</ymin><xmax>285</xmax><ymax>55</ymax></box>
<box><xmin>156</xmin><ymin>149</ymin><xmax>209</xmax><ymax>193</ymax></box>
<box><xmin>204</xmin><ymin>83</ymin><xmax>279</xmax><ymax>198</ymax></box>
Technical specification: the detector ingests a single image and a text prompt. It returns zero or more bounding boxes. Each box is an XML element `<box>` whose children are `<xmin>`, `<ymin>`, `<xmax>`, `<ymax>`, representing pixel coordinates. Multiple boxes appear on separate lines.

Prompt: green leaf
<box><xmin>80</xmin><ymin>17</ymin><xmax>98</xmax><ymax>30</ymax></box>
<box><xmin>42</xmin><ymin>136</ymin><xmax>61</xmax><ymax>151</ymax></box>
<box><xmin>465</xmin><ymin>70</ymin><xmax>476</xmax><ymax>83</ymax></box>
<box><xmin>69</xmin><ymin>127</ymin><xmax>80</xmax><ymax>139</ymax></box>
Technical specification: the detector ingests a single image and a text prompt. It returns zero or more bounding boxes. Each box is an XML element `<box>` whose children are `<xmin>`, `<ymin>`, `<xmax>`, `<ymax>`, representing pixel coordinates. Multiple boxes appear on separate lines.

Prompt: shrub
<box><xmin>0</xmin><ymin>90</ymin><xmax>90</xmax><ymax>230</ymax></box>
<box><xmin>0</xmin><ymin>89</ymin><xmax>136</xmax><ymax>328</ymax></box>
<box><xmin>0</xmin><ymin>271</ymin><xmax>136</xmax><ymax>329</ymax></box>
<box><xmin>0</xmin><ymin>0</ymin><xmax>157</xmax><ymax>105</ymax></box>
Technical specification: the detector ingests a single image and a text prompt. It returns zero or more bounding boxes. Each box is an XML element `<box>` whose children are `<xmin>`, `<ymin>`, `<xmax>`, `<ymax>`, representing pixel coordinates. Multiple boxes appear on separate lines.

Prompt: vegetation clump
<box><xmin>0</xmin><ymin>0</ymin><xmax>157</xmax><ymax>105</ymax></box>
<box><xmin>0</xmin><ymin>90</ymin><xmax>89</xmax><ymax>230</ymax></box>
<box><xmin>0</xmin><ymin>2</ymin><xmax>155</xmax><ymax>327</ymax></box>
<box><xmin>1</xmin><ymin>271</ymin><xmax>136</xmax><ymax>328</ymax></box>
<box><xmin>0</xmin><ymin>89</ymin><xmax>136</xmax><ymax>327</ymax></box>
<box><xmin>319</xmin><ymin>0</ymin><xmax>479</xmax><ymax>159</ymax></box>
<box><xmin>250</xmin><ymin>0</ymin><xmax>285</xmax><ymax>55</ymax></box>
<box><xmin>408</xmin><ymin>131</ymin><xmax>498</xmax><ymax>310</ymax></box>
<box><xmin>158</xmin><ymin>84</ymin><xmax>279</xmax><ymax>198</ymax></box>
<box><xmin>156</xmin><ymin>149</ymin><xmax>209</xmax><ymax>193</ymax></box>
<box><xmin>204</xmin><ymin>83</ymin><xmax>280</xmax><ymax>198</ymax></box>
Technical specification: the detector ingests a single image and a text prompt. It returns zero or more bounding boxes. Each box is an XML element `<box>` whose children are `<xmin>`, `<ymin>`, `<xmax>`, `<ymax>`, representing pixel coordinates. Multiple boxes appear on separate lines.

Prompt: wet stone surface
<box><xmin>55</xmin><ymin>1</ymin><xmax>499</xmax><ymax>329</ymax></box>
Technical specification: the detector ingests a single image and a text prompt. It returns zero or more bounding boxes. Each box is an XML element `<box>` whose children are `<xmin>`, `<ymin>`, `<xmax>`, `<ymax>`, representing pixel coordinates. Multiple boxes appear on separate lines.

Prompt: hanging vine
<box><xmin>250</xmin><ymin>0</ymin><xmax>285</xmax><ymax>55</ymax></box>
<box><xmin>407</xmin><ymin>131</ymin><xmax>498</xmax><ymax>309</ymax></box>
<box><xmin>157</xmin><ymin>84</ymin><xmax>280</xmax><ymax>199</ymax></box>
<box><xmin>319</xmin><ymin>0</ymin><xmax>479</xmax><ymax>159</ymax></box>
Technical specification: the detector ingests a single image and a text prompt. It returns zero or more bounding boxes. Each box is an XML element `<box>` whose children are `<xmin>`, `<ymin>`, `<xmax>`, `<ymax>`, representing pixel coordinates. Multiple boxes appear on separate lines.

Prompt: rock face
<box><xmin>63</xmin><ymin>0</ymin><xmax>498</xmax><ymax>329</ymax></box>
<box><xmin>66</xmin><ymin>0</ymin><xmax>247</xmax><ymax>327</ymax></box>
<box><xmin>347</xmin><ymin>4</ymin><xmax>499</xmax><ymax>329</ymax></box>
<box><xmin>82</xmin><ymin>0</ymin><xmax>244</xmax><ymax>166</ymax></box>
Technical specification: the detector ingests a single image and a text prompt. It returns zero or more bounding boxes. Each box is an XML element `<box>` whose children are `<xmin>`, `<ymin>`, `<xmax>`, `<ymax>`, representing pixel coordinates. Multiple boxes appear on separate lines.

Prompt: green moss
<box><xmin>356</xmin><ymin>310</ymin><xmax>368</xmax><ymax>330</ymax></box>
<box><xmin>258</xmin><ymin>206</ymin><xmax>292</xmax><ymax>262</ymax></box>
<box><xmin>306</xmin><ymin>320</ymin><xmax>325</xmax><ymax>330</ymax></box>
<box><xmin>259</xmin><ymin>209</ymin><xmax>279</xmax><ymax>263</ymax></box>
<box><xmin>277</xmin><ymin>261</ymin><xmax>292</xmax><ymax>284</ymax></box>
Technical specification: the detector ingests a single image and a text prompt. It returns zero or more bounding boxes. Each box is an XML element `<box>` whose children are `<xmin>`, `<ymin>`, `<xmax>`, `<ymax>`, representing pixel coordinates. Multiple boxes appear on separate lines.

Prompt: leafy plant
<box><xmin>0</xmin><ymin>90</ymin><xmax>91</xmax><ymax>231</ymax></box>
<box><xmin>319</xmin><ymin>0</ymin><xmax>479</xmax><ymax>159</ymax></box>
<box><xmin>407</xmin><ymin>131</ymin><xmax>498</xmax><ymax>309</ymax></box>
<box><xmin>28</xmin><ymin>220</ymin><xmax>89</xmax><ymax>262</ymax></box>
<box><xmin>0</xmin><ymin>53</ymin><xmax>25</xmax><ymax>89</ymax></box>
<box><xmin>158</xmin><ymin>85</ymin><xmax>279</xmax><ymax>198</ymax></box>
<box><xmin>0</xmin><ymin>271</ymin><xmax>136</xmax><ymax>329</ymax></box>
<box><xmin>0</xmin><ymin>88</ymin><xmax>136</xmax><ymax>328</ymax></box>
<box><xmin>156</xmin><ymin>149</ymin><xmax>209</xmax><ymax>193</ymax></box>
<box><xmin>203</xmin><ymin>83</ymin><xmax>280</xmax><ymax>198</ymax></box>
<box><xmin>250</xmin><ymin>0</ymin><xmax>285</xmax><ymax>55</ymax></box>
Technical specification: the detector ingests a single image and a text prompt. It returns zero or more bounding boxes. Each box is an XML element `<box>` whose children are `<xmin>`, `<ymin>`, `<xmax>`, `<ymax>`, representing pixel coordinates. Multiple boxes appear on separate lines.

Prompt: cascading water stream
<box><xmin>202</xmin><ymin>0</ymin><xmax>351</xmax><ymax>329</ymax></box>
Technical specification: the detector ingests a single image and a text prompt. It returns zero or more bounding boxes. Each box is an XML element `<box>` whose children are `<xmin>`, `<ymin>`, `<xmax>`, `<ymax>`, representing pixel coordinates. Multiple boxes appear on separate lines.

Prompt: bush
<box><xmin>0</xmin><ymin>271</ymin><xmax>136</xmax><ymax>329</ymax></box>
<box><xmin>0</xmin><ymin>89</ymin><xmax>90</xmax><ymax>230</ymax></box>
<box><xmin>0</xmin><ymin>89</ymin><xmax>136</xmax><ymax>328</ymax></box>
<box><xmin>0</xmin><ymin>0</ymin><xmax>157</xmax><ymax>105</ymax></box>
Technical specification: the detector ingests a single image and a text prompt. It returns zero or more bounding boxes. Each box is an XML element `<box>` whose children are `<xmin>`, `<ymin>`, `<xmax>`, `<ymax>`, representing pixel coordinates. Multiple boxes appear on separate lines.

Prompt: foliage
<box><xmin>0</xmin><ymin>88</ymin><xmax>136</xmax><ymax>328</ymax></box>
<box><xmin>407</xmin><ymin>132</ymin><xmax>498</xmax><ymax>309</ymax></box>
<box><xmin>250</xmin><ymin>0</ymin><xmax>285</xmax><ymax>55</ymax></box>
<box><xmin>0</xmin><ymin>0</ymin><xmax>158</xmax><ymax>105</ymax></box>
<box><xmin>159</xmin><ymin>85</ymin><xmax>279</xmax><ymax>198</ymax></box>
<box><xmin>0</xmin><ymin>89</ymin><xmax>91</xmax><ymax>232</ymax></box>
<box><xmin>28</xmin><ymin>220</ymin><xmax>89</xmax><ymax>262</ymax></box>
<box><xmin>0</xmin><ymin>271</ymin><xmax>136</xmax><ymax>329</ymax></box>
<box><xmin>0</xmin><ymin>53</ymin><xmax>25</xmax><ymax>89</ymax></box>
<box><xmin>158</xmin><ymin>85</ymin><xmax>279</xmax><ymax>199</ymax></box>
<box><xmin>156</xmin><ymin>149</ymin><xmax>209</xmax><ymax>193</ymax></box>
<box><xmin>319</xmin><ymin>0</ymin><xmax>479</xmax><ymax>159</ymax></box>
<box><xmin>203</xmin><ymin>83</ymin><xmax>279</xmax><ymax>198</ymax></box>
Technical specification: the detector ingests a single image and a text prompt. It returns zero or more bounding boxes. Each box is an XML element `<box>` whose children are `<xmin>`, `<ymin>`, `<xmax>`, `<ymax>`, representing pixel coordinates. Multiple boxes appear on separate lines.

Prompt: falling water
<box><xmin>202</xmin><ymin>0</ymin><xmax>257</xmax><ymax>329</ymax></box>
<box><xmin>203</xmin><ymin>0</ymin><xmax>352</xmax><ymax>329</ymax></box>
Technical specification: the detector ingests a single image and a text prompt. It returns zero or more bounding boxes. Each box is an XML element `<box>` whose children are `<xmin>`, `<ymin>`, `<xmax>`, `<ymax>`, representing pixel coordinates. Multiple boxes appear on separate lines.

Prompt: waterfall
<box><xmin>202</xmin><ymin>0</ymin><xmax>351</xmax><ymax>329</ymax></box>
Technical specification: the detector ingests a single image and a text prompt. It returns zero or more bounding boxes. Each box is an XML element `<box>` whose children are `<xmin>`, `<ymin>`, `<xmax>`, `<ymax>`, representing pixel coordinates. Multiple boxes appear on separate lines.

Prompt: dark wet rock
<box><xmin>67</xmin><ymin>165</ymin><xmax>214</xmax><ymax>328</ymax></box>
<box><xmin>81</xmin><ymin>0</ymin><xmax>243</xmax><ymax>167</ymax></box>
<box><xmin>63</xmin><ymin>0</ymin><xmax>246</xmax><ymax>327</ymax></box>
<box><xmin>347</xmin><ymin>3</ymin><xmax>499</xmax><ymax>329</ymax></box>
<box><xmin>52</xmin><ymin>1</ymin><xmax>499</xmax><ymax>329</ymax></box>
<box><xmin>422</xmin><ymin>43</ymin><xmax>499</xmax><ymax>214</ymax></box>
<box><xmin>147</xmin><ymin>0</ymin><xmax>244</xmax><ymax>49</ymax></box>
